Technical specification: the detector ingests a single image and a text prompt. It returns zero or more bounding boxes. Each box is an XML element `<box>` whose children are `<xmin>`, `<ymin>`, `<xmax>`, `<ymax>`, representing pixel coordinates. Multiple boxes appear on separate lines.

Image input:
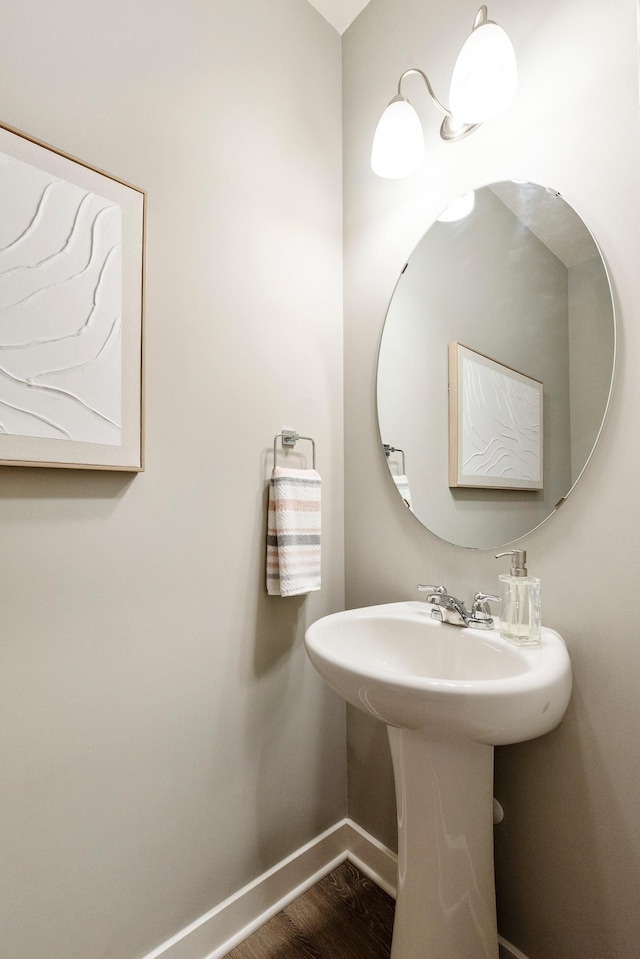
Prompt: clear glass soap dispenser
<box><xmin>495</xmin><ymin>549</ymin><xmax>541</xmax><ymax>646</ymax></box>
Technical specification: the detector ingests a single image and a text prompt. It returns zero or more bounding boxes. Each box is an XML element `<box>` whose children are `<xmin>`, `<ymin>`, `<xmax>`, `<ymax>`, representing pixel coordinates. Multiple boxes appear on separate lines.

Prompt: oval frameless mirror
<box><xmin>376</xmin><ymin>181</ymin><xmax>616</xmax><ymax>550</ymax></box>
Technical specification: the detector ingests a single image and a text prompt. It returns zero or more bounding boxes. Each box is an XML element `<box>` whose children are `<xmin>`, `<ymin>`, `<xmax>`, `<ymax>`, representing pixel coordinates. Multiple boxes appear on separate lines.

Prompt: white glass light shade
<box><xmin>448</xmin><ymin>22</ymin><xmax>517</xmax><ymax>124</ymax></box>
<box><xmin>437</xmin><ymin>191</ymin><xmax>475</xmax><ymax>222</ymax></box>
<box><xmin>371</xmin><ymin>97</ymin><xmax>425</xmax><ymax>179</ymax></box>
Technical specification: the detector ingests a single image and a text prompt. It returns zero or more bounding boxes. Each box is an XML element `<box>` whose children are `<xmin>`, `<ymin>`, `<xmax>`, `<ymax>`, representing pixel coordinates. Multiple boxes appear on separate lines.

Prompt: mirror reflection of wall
<box><xmin>376</xmin><ymin>181</ymin><xmax>615</xmax><ymax>549</ymax></box>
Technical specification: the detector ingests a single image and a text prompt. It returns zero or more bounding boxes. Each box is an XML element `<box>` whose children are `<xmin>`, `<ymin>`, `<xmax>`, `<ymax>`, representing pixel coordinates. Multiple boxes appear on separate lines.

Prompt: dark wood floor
<box><xmin>223</xmin><ymin>861</ymin><xmax>395</xmax><ymax>959</ymax></box>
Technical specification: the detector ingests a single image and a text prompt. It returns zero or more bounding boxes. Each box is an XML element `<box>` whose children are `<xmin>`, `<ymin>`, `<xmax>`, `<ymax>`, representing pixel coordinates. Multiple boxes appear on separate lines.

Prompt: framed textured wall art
<box><xmin>0</xmin><ymin>123</ymin><xmax>145</xmax><ymax>470</ymax></box>
<box><xmin>449</xmin><ymin>342</ymin><xmax>543</xmax><ymax>490</ymax></box>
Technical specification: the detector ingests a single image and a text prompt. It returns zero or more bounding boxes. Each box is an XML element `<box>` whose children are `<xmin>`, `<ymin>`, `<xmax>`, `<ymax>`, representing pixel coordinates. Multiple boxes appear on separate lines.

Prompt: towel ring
<box><xmin>273</xmin><ymin>430</ymin><xmax>316</xmax><ymax>469</ymax></box>
<box><xmin>384</xmin><ymin>443</ymin><xmax>405</xmax><ymax>474</ymax></box>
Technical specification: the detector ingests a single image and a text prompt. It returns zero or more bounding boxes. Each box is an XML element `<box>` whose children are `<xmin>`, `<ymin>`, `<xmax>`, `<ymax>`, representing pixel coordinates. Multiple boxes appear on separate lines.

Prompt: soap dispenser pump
<box><xmin>495</xmin><ymin>549</ymin><xmax>541</xmax><ymax>646</ymax></box>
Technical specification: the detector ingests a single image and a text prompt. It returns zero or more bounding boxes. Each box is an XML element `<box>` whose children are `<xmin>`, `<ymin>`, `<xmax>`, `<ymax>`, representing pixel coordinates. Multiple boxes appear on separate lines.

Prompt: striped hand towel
<box><xmin>393</xmin><ymin>474</ymin><xmax>413</xmax><ymax>509</ymax></box>
<box><xmin>266</xmin><ymin>466</ymin><xmax>321</xmax><ymax>597</ymax></box>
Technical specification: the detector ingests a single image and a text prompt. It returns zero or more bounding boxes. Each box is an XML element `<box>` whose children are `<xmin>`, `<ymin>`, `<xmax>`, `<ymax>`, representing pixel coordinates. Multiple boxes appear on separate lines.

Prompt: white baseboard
<box><xmin>342</xmin><ymin>817</ymin><xmax>398</xmax><ymax>897</ymax></box>
<box><xmin>498</xmin><ymin>938</ymin><xmax>531</xmax><ymax>959</ymax></box>
<box><xmin>140</xmin><ymin>818</ymin><xmax>528</xmax><ymax>959</ymax></box>
<box><xmin>140</xmin><ymin>819</ymin><xmax>397</xmax><ymax>959</ymax></box>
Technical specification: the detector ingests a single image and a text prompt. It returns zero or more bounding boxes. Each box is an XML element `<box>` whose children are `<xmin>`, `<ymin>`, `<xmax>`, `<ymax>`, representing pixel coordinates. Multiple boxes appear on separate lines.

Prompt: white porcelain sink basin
<box><xmin>305</xmin><ymin>601</ymin><xmax>573</xmax><ymax>959</ymax></box>
<box><xmin>305</xmin><ymin>600</ymin><xmax>571</xmax><ymax>745</ymax></box>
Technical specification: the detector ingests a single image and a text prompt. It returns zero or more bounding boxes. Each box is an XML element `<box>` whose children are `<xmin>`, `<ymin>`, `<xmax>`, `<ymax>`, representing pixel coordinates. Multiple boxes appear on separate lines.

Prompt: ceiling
<box><xmin>490</xmin><ymin>182</ymin><xmax>598</xmax><ymax>269</ymax></box>
<box><xmin>306</xmin><ymin>0</ymin><xmax>371</xmax><ymax>34</ymax></box>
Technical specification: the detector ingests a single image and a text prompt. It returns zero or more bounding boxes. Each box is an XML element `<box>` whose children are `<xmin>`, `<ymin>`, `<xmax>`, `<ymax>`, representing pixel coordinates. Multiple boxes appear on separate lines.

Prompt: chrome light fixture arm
<box><xmin>396</xmin><ymin>68</ymin><xmax>451</xmax><ymax>118</ymax></box>
<box><xmin>473</xmin><ymin>4</ymin><xmax>489</xmax><ymax>29</ymax></box>
<box><xmin>395</xmin><ymin>67</ymin><xmax>480</xmax><ymax>143</ymax></box>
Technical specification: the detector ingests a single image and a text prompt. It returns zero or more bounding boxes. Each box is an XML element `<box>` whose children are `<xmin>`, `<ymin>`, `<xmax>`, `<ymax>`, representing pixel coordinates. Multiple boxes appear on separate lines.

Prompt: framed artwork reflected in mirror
<box><xmin>448</xmin><ymin>342</ymin><xmax>543</xmax><ymax>491</ymax></box>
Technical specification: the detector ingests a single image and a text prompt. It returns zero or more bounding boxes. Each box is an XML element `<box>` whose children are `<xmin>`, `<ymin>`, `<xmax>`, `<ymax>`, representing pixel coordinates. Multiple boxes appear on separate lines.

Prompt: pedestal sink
<box><xmin>305</xmin><ymin>601</ymin><xmax>572</xmax><ymax>959</ymax></box>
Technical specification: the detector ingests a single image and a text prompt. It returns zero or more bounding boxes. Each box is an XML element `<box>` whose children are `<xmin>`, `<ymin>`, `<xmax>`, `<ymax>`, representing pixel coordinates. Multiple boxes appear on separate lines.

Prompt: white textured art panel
<box><xmin>0</xmin><ymin>123</ymin><xmax>143</xmax><ymax>470</ymax></box>
<box><xmin>0</xmin><ymin>152</ymin><xmax>122</xmax><ymax>446</ymax></box>
<box><xmin>461</xmin><ymin>357</ymin><xmax>541</xmax><ymax>483</ymax></box>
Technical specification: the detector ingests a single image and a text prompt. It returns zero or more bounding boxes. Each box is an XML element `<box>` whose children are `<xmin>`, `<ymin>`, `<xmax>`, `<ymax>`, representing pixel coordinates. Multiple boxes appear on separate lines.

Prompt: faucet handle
<box><xmin>471</xmin><ymin>591</ymin><xmax>501</xmax><ymax>622</ymax></box>
<box><xmin>417</xmin><ymin>584</ymin><xmax>447</xmax><ymax>600</ymax></box>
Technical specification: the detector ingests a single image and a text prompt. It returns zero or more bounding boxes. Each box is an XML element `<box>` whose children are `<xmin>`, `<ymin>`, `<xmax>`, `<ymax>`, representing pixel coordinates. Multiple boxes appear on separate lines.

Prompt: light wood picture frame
<box><xmin>0</xmin><ymin>122</ymin><xmax>145</xmax><ymax>470</ymax></box>
<box><xmin>449</xmin><ymin>342</ymin><xmax>543</xmax><ymax>490</ymax></box>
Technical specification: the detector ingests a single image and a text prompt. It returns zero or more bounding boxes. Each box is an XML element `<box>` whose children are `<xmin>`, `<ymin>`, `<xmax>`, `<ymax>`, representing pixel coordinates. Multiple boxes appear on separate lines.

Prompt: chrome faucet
<box><xmin>417</xmin><ymin>585</ymin><xmax>500</xmax><ymax>630</ymax></box>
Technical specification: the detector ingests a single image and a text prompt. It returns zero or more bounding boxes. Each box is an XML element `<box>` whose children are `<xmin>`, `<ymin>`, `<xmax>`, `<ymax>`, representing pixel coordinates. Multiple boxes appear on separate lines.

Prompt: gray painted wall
<box><xmin>0</xmin><ymin>3</ymin><xmax>345</xmax><ymax>958</ymax></box>
<box><xmin>343</xmin><ymin>0</ymin><xmax>640</xmax><ymax>957</ymax></box>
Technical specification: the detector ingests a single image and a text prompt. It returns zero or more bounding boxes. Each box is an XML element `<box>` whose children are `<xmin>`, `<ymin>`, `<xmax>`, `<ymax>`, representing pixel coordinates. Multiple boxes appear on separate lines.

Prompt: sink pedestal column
<box><xmin>387</xmin><ymin>726</ymin><xmax>498</xmax><ymax>959</ymax></box>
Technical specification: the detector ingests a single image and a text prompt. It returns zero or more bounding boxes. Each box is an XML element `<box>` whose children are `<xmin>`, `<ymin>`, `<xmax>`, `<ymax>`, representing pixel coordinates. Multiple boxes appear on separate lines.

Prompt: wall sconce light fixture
<box><xmin>371</xmin><ymin>5</ymin><xmax>517</xmax><ymax>179</ymax></box>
